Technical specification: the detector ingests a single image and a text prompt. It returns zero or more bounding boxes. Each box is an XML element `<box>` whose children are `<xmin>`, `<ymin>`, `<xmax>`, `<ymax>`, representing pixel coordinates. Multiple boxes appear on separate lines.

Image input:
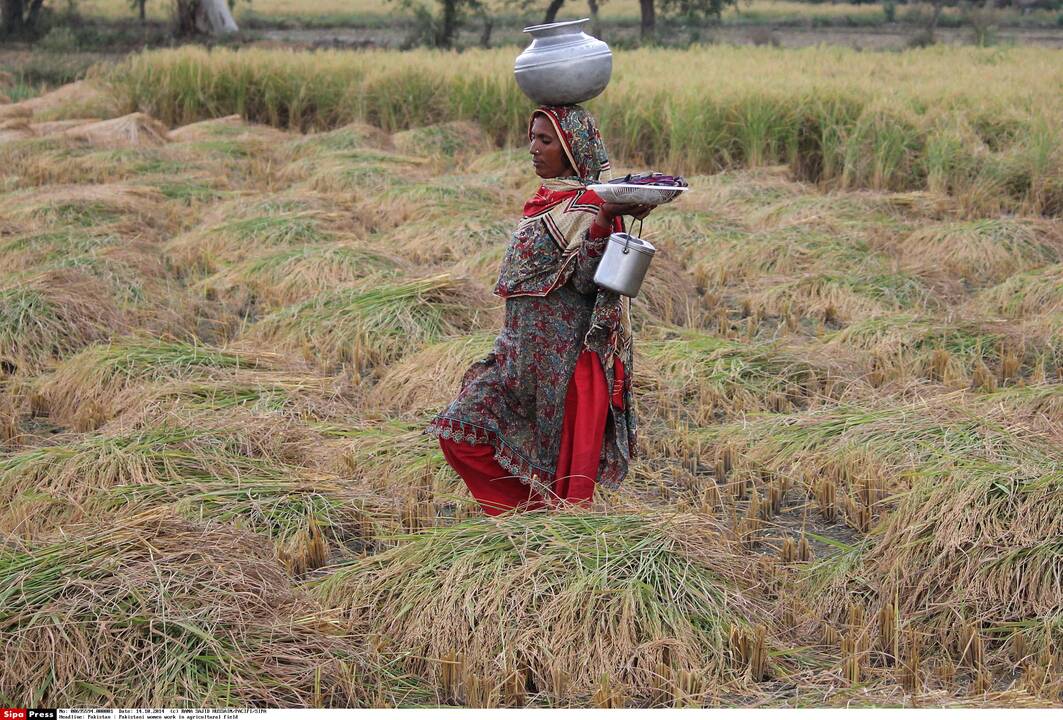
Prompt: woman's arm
<box><xmin>569</xmin><ymin>219</ymin><xmax>613</xmax><ymax>296</ymax></box>
<box><xmin>570</xmin><ymin>203</ymin><xmax>655</xmax><ymax>296</ymax></box>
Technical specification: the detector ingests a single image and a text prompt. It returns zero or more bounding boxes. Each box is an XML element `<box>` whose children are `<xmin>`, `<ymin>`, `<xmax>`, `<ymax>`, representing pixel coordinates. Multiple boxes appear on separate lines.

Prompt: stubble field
<box><xmin>0</xmin><ymin>45</ymin><xmax>1060</xmax><ymax>707</ymax></box>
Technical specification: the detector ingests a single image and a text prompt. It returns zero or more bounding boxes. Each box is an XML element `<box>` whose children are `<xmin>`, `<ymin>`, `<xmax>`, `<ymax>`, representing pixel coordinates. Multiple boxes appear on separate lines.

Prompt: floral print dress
<box><xmin>423</xmin><ymin>105</ymin><xmax>638</xmax><ymax>498</ymax></box>
<box><xmin>423</xmin><ymin>210</ymin><xmax>637</xmax><ymax>497</ymax></box>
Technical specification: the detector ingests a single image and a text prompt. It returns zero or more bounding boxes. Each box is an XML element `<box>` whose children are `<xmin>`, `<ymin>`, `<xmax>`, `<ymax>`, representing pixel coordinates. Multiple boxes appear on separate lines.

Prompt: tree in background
<box><xmin>512</xmin><ymin>0</ymin><xmax>736</xmax><ymax>42</ymax></box>
<box><xmin>639</xmin><ymin>0</ymin><xmax>655</xmax><ymax>38</ymax></box>
<box><xmin>504</xmin><ymin>0</ymin><xmax>609</xmax><ymax>31</ymax></box>
<box><xmin>394</xmin><ymin>0</ymin><xmax>487</xmax><ymax>48</ymax></box>
<box><xmin>174</xmin><ymin>0</ymin><xmax>239</xmax><ymax>35</ymax></box>
<box><xmin>123</xmin><ymin>0</ymin><xmax>243</xmax><ymax>34</ymax></box>
<box><xmin>543</xmin><ymin>0</ymin><xmax>566</xmax><ymax>22</ymax></box>
<box><xmin>642</xmin><ymin>0</ymin><xmax>739</xmax><ymax>40</ymax></box>
<box><xmin>1</xmin><ymin>0</ymin><xmax>45</xmax><ymax>36</ymax></box>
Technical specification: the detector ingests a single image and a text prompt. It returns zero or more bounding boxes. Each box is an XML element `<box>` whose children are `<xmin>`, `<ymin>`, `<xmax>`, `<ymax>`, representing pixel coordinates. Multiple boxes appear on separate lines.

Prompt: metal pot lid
<box><xmin>609</xmin><ymin>232</ymin><xmax>656</xmax><ymax>255</ymax></box>
<box><xmin>522</xmin><ymin>18</ymin><xmax>590</xmax><ymax>33</ymax></box>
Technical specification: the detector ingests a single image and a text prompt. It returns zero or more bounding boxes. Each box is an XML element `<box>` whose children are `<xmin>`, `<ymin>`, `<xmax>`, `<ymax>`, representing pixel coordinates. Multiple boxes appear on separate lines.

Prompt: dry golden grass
<box><xmin>30</xmin><ymin>337</ymin><xmax>343</xmax><ymax>430</ymax></box>
<box><xmin>367</xmin><ymin>332</ymin><xmax>497</xmax><ymax>418</ymax></box>
<box><xmin>801</xmin><ymin>439</ymin><xmax>1062</xmax><ymax>689</ymax></box>
<box><xmin>168</xmin><ymin>114</ymin><xmax>292</xmax><ymax>144</ymax></box>
<box><xmin>245</xmin><ymin>273</ymin><xmax>500</xmax><ymax>373</ymax></box>
<box><xmin>971</xmin><ymin>264</ymin><xmax>1063</xmax><ymax>319</ymax></box>
<box><xmin>1</xmin><ymin>89</ymin><xmax>1060</xmax><ymax>707</ymax></box>
<box><xmin>391</xmin><ymin>121</ymin><xmax>492</xmax><ymax>160</ymax></box>
<box><xmin>0</xmin><ymin>409</ymin><xmax>392</xmax><ymax>570</ymax></box>
<box><xmin>0</xmin><ymin>80</ymin><xmax>116</xmax><ymax>122</ymax></box>
<box><xmin>632</xmin><ymin>244</ymin><xmax>710</xmax><ymax>330</ymax></box>
<box><xmin>313</xmin><ymin>508</ymin><xmax>777</xmax><ymax>705</ymax></box>
<box><xmin>0</xmin><ymin>380</ymin><xmax>28</xmax><ymax>448</ymax></box>
<box><xmin>199</xmin><ymin>243</ymin><xmax>406</xmax><ymax>311</ymax></box>
<box><xmin>0</xmin><ymin>508</ymin><xmax>426</xmax><ymax>706</ymax></box>
<box><xmin>827</xmin><ymin>314</ymin><xmax>1061</xmax><ymax>388</ymax></box>
<box><xmin>0</xmin><ymin>268</ymin><xmax>126</xmax><ymax>376</ymax></box>
<box><xmin>55</xmin><ymin>112</ymin><xmax>171</xmax><ymax>148</ymax></box>
<box><xmin>897</xmin><ymin>219</ymin><xmax>1063</xmax><ymax>286</ymax></box>
<box><xmin>0</xmin><ymin>182</ymin><xmax>175</xmax><ymax>235</ymax></box>
<box><xmin>164</xmin><ymin>193</ymin><xmax>361</xmax><ymax>275</ymax></box>
<box><xmin>636</xmin><ymin>326</ymin><xmax>847</xmax><ymax>425</ymax></box>
<box><xmin>0</xmin><ymin>137</ymin><xmax>230</xmax><ymax>200</ymax></box>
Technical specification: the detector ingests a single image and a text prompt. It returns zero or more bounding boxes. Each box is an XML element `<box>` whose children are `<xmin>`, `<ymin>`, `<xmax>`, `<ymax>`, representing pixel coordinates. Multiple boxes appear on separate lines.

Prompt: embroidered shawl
<box><xmin>503</xmin><ymin>104</ymin><xmax>633</xmax><ymax>361</ymax></box>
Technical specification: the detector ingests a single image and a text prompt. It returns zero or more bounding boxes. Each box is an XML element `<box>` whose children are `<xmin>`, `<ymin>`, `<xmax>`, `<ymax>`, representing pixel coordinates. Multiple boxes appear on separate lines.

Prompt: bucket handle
<box><xmin>622</xmin><ymin>218</ymin><xmax>644</xmax><ymax>254</ymax></box>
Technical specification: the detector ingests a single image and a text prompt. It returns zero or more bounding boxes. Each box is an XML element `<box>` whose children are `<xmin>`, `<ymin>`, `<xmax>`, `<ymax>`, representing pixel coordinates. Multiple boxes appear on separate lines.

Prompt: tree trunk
<box><xmin>25</xmin><ymin>0</ymin><xmax>42</xmax><ymax>28</ymax></box>
<box><xmin>927</xmin><ymin>0</ymin><xmax>943</xmax><ymax>39</ymax></box>
<box><xmin>639</xmin><ymin>0</ymin><xmax>656</xmax><ymax>40</ymax></box>
<box><xmin>138</xmin><ymin>0</ymin><xmax>146</xmax><ymax>23</ymax></box>
<box><xmin>588</xmin><ymin>0</ymin><xmax>601</xmax><ymax>37</ymax></box>
<box><xmin>176</xmin><ymin>0</ymin><xmax>238</xmax><ymax>35</ymax></box>
<box><xmin>196</xmin><ymin>0</ymin><xmax>238</xmax><ymax>34</ymax></box>
<box><xmin>2</xmin><ymin>0</ymin><xmax>26</xmax><ymax>36</ymax></box>
<box><xmin>478</xmin><ymin>8</ymin><xmax>493</xmax><ymax>47</ymax></box>
<box><xmin>543</xmin><ymin>0</ymin><xmax>566</xmax><ymax>23</ymax></box>
<box><xmin>437</xmin><ymin>0</ymin><xmax>458</xmax><ymax>48</ymax></box>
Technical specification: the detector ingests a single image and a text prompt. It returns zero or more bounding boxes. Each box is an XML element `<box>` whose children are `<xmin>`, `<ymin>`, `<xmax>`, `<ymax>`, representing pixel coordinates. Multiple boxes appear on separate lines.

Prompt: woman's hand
<box><xmin>595</xmin><ymin>202</ymin><xmax>655</xmax><ymax>230</ymax></box>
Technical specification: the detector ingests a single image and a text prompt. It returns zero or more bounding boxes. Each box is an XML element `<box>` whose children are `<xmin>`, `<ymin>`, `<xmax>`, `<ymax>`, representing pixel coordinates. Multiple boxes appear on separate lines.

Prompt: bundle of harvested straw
<box><xmin>314</xmin><ymin>509</ymin><xmax>774</xmax><ymax>706</ymax></box>
<box><xmin>0</xmin><ymin>509</ymin><xmax>425</xmax><ymax>706</ymax></box>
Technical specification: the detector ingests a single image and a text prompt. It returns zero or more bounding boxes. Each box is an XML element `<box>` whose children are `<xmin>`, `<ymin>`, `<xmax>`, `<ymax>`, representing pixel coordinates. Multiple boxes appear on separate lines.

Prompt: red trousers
<box><xmin>438</xmin><ymin>349</ymin><xmax>624</xmax><ymax>516</ymax></box>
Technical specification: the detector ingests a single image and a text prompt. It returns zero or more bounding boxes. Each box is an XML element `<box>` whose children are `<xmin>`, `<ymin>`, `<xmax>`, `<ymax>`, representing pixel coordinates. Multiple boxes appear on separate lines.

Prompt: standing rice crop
<box><xmin>105</xmin><ymin>45</ymin><xmax>1063</xmax><ymax>215</ymax></box>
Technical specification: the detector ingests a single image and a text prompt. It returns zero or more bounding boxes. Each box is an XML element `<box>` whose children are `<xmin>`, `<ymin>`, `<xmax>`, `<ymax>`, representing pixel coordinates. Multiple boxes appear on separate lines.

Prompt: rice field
<box><xmin>103</xmin><ymin>46</ymin><xmax>1063</xmax><ymax>217</ymax></box>
<box><xmin>0</xmin><ymin>49</ymin><xmax>1061</xmax><ymax>707</ymax></box>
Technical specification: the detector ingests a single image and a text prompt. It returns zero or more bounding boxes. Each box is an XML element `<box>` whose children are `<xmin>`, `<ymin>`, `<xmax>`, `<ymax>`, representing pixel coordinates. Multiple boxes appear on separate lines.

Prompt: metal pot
<box><xmin>593</xmin><ymin>232</ymin><xmax>655</xmax><ymax>298</ymax></box>
<box><xmin>513</xmin><ymin>19</ymin><xmax>612</xmax><ymax>106</ymax></box>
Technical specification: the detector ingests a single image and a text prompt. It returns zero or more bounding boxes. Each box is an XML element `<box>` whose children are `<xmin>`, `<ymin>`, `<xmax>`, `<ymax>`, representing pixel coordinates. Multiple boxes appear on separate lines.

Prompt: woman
<box><xmin>423</xmin><ymin>104</ymin><xmax>653</xmax><ymax>515</ymax></box>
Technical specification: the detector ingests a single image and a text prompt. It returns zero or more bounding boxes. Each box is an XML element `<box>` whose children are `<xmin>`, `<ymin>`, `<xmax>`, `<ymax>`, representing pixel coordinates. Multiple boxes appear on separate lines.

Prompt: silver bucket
<box><xmin>593</xmin><ymin>232</ymin><xmax>655</xmax><ymax>298</ymax></box>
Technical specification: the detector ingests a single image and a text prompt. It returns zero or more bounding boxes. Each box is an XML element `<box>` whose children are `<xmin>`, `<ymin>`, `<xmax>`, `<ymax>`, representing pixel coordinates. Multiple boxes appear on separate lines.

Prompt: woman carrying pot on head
<box><xmin>423</xmin><ymin>104</ymin><xmax>654</xmax><ymax>516</ymax></box>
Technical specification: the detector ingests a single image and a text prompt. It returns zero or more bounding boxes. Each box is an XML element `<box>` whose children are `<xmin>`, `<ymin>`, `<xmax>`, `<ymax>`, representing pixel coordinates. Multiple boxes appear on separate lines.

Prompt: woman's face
<box><xmin>529</xmin><ymin>114</ymin><xmax>575</xmax><ymax>179</ymax></box>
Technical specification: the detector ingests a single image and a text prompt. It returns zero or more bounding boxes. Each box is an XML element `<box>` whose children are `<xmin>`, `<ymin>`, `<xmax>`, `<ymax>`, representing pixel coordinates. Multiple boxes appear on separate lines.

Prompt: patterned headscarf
<box><xmin>528</xmin><ymin>104</ymin><xmax>612</xmax><ymax>184</ymax></box>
